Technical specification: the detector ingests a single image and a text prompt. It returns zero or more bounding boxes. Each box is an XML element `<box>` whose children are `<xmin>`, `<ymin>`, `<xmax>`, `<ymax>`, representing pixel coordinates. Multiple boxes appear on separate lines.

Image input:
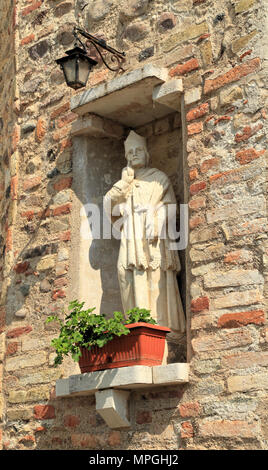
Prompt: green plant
<box><xmin>46</xmin><ymin>302</ymin><xmax>157</xmax><ymax>366</ymax></box>
<box><xmin>125</xmin><ymin>307</ymin><xmax>157</xmax><ymax>325</ymax></box>
<box><xmin>46</xmin><ymin>300</ymin><xmax>129</xmax><ymax>365</ymax></box>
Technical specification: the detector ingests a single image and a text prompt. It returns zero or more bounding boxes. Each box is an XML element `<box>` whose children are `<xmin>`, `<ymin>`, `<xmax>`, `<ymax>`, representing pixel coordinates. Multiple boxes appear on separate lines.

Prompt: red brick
<box><xmin>59</xmin><ymin>230</ymin><xmax>71</xmax><ymax>242</ymax></box>
<box><xmin>21</xmin><ymin>210</ymin><xmax>35</xmax><ymax>221</ymax></box>
<box><xmin>235</xmin><ymin>123</ymin><xmax>263</xmax><ymax>142</ymax></box>
<box><xmin>7</xmin><ymin>326</ymin><xmax>32</xmax><ymax>338</ymax></box>
<box><xmin>53</xmin><ymin>127</ymin><xmax>70</xmax><ymax>142</ymax></box>
<box><xmin>198</xmin><ymin>33</ymin><xmax>211</xmax><ymax>41</ymax></box>
<box><xmin>204</xmin><ymin>58</ymin><xmax>261</xmax><ymax>94</ymax></box>
<box><xmin>218</xmin><ymin>309</ymin><xmax>265</xmax><ymax>328</ymax></box>
<box><xmin>107</xmin><ymin>431</ymin><xmax>121</xmax><ymax>447</ymax></box>
<box><xmin>181</xmin><ymin>421</ymin><xmax>194</xmax><ymax>438</ymax></box>
<box><xmin>189</xmin><ymin>197</ymin><xmax>206</xmax><ymax>211</ymax></box>
<box><xmin>6</xmin><ymin>342</ymin><xmax>18</xmax><ymax>356</ymax></box>
<box><xmin>205</xmin><ymin>114</ymin><xmax>215</xmax><ymax>123</ymax></box>
<box><xmin>13</xmin><ymin>3</ymin><xmax>17</xmax><ymax>27</ymax></box>
<box><xmin>34</xmin><ymin>426</ymin><xmax>46</xmax><ymax>433</ymax></box>
<box><xmin>11</xmin><ymin>176</ymin><xmax>18</xmax><ymax>200</ymax></box>
<box><xmin>23</xmin><ymin>176</ymin><xmax>42</xmax><ymax>191</ymax></box>
<box><xmin>186</xmin><ymin>103</ymin><xmax>209</xmax><ymax>122</ymax></box>
<box><xmin>189</xmin><ymin>214</ymin><xmax>205</xmax><ymax>229</ymax></box>
<box><xmin>14</xmin><ymin>261</ymin><xmax>30</xmax><ymax>274</ymax></box>
<box><xmin>189</xmin><ymin>168</ymin><xmax>198</xmax><ymax>180</ymax></box>
<box><xmin>60</xmin><ymin>139</ymin><xmax>72</xmax><ymax>151</ymax></box>
<box><xmin>224</xmin><ymin>252</ymin><xmax>239</xmax><ymax>264</ymax></box>
<box><xmin>57</xmin><ymin>113</ymin><xmax>77</xmax><ymax>129</ymax></box>
<box><xmin>53</xmin><ymin>203</ymin><xmax>72</xmax><ymax>217</ymax></box>
<box><xmin>22</xmin><ymin>1</ymin><xmax>42</xmax><ymax>16</ymax></box>
<box><xmin>209</xmin><ymin>168</ymin><xmax>241</xmax><ymax>185</ymax></box>
<box><xmin>214</xmin><ymin>115</ymin><xmax>231</xmax><ymax>125</ymax></box>
<box><xmin>199</xmin><ymin>420</ymin><xmax>258</xmax><ymax>438</ymax></box>
<box><xmin>235</xmin><ymin>148</ymin><xmax>265</xmax><ymax>164</ymax></box>
<box><xmin>37</xmin><ymin>208</ymin><xmax>51</xmax><ymax>219</ymax></box>
<box><xmin>12</xmin><ymin>125</ymin><xmax>20</xmax><ymax>153</ymax></box>
<box><xmin>190</xmin><ymin>181</ymin><xmax>206</xmax><ymax>195</ymax></box>
<box><xmin>36</xmin><ymin>118</ymin><xmax>46</xmax><ymax>142</ymax></box>
<box><xmin>64</xmin><ymin>415</ymin><xmax>80</xmax><ymax>428</ymax></box>
<box><xmin>53</xmin><ymin>177</ymin><xmax>73</xmax><ymax>192</ymax></box>
<box><xmin>136</xmin><ymin>411</ymin><xmax>152</xmax><ymax>424</ymax></box>
<box><xmin>191</xmin><ymin>296</ymin><xmax>209</xmax><ymax>312</ymax></box>
<box><xmin>52</xmin><ymin>289</ymin><xmax>66</xmax><ymax>300</ymax></box>
<box><xmin>224</xmin><ymin>250</ymin><xmax>251</xmax><ymax>264</ymax></box>
<box><xmin>187</xmin><ymin>121</ymin><xmax>203</xmax><ymax>135</ymax></box>
<box><xmin>34</xmin><ymin>405</ymin><xmax>55</xmax><ymax>420</ymax></box>
<box><xmin>20</xmin><ymin>33</ymin><xmax>35</xmax><ymax>45</ymax></box>
<box><xmin>179</xmin><ymin>402</ymin><xmax>200</xmax><ymax>418</ymax></box>
<box><xmin>6</xmin><ymin>228</ymin><xmax>12</xmax><ymax>252</ymax></box>
<box><xmin>51</xmin><ymin>102</ymin><xmax>70</xmax><ymax>120</ymax></box>
<box><xmin>19</xmin><ymin>435</ymin><xmax>35</xmax><ymax>444</ymax></box>
<box><xmin>200</xmin><ymin>158</ymin><xmax>219</xmax><ymax>173</ymax></box>
<box><xmin>169</xmin><ymin>58</ymin><xmax>199</xmax><ymax>77</ymax></box>
<box><xmin>240</xmin><ymin>50</ymin><xmax>252</xmax><ymax>61</ymax></box>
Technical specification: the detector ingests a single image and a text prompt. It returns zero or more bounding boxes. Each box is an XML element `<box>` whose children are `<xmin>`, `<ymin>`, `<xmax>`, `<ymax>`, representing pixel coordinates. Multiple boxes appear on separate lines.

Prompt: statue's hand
<box><xmin>121</xmin><ymin>166</ymin><xmax>134</xmax><ymax>185</ymax></box>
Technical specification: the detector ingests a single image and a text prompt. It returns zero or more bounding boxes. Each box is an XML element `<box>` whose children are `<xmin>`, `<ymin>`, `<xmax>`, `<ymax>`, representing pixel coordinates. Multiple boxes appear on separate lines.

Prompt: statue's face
<box><xmin>126</xmin><ymin>145</ymin><xmax>147</xmax><ymax>169</ymax></box>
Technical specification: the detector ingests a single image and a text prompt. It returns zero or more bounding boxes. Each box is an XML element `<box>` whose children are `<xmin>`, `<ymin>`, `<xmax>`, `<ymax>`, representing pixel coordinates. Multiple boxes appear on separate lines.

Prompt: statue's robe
<box><xmin>104</xmin><ymin>167</ymin><xmax>185</xmax><ymax>333</ymax></box>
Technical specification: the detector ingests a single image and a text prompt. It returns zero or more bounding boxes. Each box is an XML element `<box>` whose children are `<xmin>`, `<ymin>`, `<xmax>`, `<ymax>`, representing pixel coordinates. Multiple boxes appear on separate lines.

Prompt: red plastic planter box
<box><xmin>78</xmin><ymin>322</ymin><xmax>171</xmax><ymax>373</ymax></box>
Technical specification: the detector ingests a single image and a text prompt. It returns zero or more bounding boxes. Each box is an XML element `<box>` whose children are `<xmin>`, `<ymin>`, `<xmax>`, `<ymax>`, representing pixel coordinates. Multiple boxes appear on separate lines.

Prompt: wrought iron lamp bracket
<box><xmin>73</xmin><ymin>26</ymin><xmax>126</xmax><ymax>73</ymax></box>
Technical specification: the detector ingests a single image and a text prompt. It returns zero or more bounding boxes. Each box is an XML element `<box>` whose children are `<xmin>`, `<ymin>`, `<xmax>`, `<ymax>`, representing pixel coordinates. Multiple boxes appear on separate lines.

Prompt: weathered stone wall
<box><xmin>0</xmin><ymin>0</ymin><xmax>18</xmax><ymax>450</ymax></box>
<box><xmin>0</xmin><ymin>0</ymin><xmax>267</xmax><ymax>450</ymax></box>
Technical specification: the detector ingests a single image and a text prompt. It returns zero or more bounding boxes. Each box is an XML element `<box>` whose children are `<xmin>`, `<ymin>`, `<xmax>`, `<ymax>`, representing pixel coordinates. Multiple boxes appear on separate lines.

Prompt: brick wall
<box><xmin>0</xmin><ymin>0</ymin><xmax>267</xmax><ymax>450</ymax></box>
<box><xmin>0</xmin><ymin>0</ymin><xmax>19</xmax><ymax>451</ymax></box>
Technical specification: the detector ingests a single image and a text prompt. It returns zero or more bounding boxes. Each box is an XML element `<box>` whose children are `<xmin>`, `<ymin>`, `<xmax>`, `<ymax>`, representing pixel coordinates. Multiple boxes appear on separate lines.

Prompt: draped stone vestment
<box><xmin>104</xmin><ymin>167</ymin><xmax>185</xmax><ymax>334</ymax></box>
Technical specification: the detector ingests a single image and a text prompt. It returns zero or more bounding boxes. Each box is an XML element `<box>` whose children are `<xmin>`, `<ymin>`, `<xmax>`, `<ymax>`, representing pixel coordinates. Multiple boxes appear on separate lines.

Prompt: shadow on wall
<box><xmin>72</xmin><ymin>135</ymin><xmax>126</xmax><ymax>316</ymax></box>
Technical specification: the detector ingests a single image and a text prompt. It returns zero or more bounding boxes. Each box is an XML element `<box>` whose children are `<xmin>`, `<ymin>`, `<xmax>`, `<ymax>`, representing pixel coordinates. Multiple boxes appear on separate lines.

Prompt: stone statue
<box><xmin>104</xmin><ymin>131</ymin><xmax>185</xmax><ymax>334</ymax></box>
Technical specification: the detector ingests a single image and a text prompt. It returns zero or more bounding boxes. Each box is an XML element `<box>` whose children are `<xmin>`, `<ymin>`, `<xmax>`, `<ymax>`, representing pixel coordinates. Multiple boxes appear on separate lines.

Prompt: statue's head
<box><xmin>124</xmin><ymin>130</ymin><xmax>150</xmax><ymax>169</ymax></box>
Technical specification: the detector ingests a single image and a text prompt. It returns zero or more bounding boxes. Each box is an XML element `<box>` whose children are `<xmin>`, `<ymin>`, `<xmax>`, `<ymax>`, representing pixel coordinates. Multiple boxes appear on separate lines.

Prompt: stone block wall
<box><xmin>0</xmin><ymin>0</ymin><xmax>267</xmax><ymax>450</ymax></box>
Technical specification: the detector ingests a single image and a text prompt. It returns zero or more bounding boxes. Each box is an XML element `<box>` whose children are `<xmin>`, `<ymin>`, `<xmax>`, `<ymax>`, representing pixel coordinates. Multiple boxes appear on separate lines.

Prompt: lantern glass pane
<box><xmin>63</xmin><ymin>57</ymin><xmax>77</xmax><ymax>85</ymax></box>
<box><xmin>77</xmin><ymin>58</ymin><xmax>91</xmax><ymax>86</ymax></box>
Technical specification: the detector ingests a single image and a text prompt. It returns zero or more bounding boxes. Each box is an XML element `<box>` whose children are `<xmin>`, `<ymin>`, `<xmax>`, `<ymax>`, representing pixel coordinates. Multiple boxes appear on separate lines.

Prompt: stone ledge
<box><xmin>71</xmin><ymin>113</ymin><xmax>125</xmax><ymax>139</ymax></box>
<box><xmin>71</xmin><ymin>64</ymin><xmax>168</xmax><ymax>113</ymax></box>
<box><xmin>56</xmin><ymin>363</ymin><xmax>189</xmax><ymax>398</ymax></box>
<box><xmin>70</xmin><ymin>64</ymin><xmax>183</xmax><ymax>128</ymax></box>
<box><xmin>152</xmin><ymin>78</ymin><xmax>183</xmax><ymax>111</ymax></box>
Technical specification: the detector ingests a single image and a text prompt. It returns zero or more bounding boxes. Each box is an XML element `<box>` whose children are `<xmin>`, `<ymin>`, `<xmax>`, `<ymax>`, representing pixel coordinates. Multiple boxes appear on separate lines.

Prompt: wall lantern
<box><xmin>56</xmin><ymin>26</ymin><xmax>126</xmax><ymax>90</ymax></box>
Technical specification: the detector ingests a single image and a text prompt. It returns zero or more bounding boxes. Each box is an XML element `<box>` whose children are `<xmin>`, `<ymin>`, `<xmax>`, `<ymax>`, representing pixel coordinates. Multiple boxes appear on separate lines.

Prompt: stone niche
<box><xmin>69</xmin><ymin>64</ymin><xmax>187</xmax><ymax>363</ymax></box>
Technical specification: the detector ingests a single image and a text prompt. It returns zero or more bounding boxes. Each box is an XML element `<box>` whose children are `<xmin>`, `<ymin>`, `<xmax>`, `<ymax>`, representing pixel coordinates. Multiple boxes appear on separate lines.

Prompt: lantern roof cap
<box><xmin>56</xmin><ymin>47</ymin><xmax>97</xmax><ymax>66</ymax></box>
